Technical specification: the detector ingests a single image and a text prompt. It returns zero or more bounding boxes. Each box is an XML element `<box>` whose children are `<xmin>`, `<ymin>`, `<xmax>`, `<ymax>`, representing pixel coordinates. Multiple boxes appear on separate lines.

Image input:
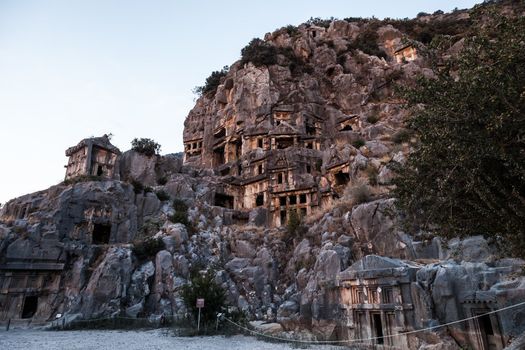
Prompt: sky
<box><xmin>0</xmin><ymin>0</ymin><xmax>483</xmax><ymax>205</ymax></box>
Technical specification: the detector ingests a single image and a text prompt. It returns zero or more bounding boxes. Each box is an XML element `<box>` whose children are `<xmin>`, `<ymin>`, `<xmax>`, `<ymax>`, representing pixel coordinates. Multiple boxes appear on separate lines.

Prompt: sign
<box><xmin>196</xmin><ymin>298</ymin><xmax>205</xmax><ymax>308</ymax></box>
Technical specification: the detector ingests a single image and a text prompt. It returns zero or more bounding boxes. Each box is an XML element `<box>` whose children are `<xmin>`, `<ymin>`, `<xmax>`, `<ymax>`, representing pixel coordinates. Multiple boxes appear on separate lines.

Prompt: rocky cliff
<box><xmin>1</xmin><ymin>2</ymin><xmax>525</xmax><ymax>349</ymax></box>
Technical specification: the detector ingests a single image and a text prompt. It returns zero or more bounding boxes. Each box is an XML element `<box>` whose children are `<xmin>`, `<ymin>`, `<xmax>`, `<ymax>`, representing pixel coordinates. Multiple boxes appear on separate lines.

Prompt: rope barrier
<box><xmin>222</xmin><ymin>300</ymin><xmax>525</xmax><ymax>344</ymax></box>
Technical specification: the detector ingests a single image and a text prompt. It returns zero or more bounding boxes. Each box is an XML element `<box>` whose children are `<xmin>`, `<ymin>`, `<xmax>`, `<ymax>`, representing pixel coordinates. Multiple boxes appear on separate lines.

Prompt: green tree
<box><xmin>193</xmin><ymin>66</ymin><xmax>229</xmax><ymax>96</ymax></box>
<box><xmin>131</xmin><ymin>138</ymin><xmax>161</xmax><ymax>156</ymax></box>
<box><xmin>181</xmin><ymin>269</ymin><xmax>226</xmax><ymax>325</ymax></box>
<box><xmin>240</xmin><ymin>38</ymin><xmax>278</xmax><ymax>67</ymax></box>
<box><xmin>394</xmin><ymin>12</ymin><xmax>525</xmax><ymax>256</ymax></box>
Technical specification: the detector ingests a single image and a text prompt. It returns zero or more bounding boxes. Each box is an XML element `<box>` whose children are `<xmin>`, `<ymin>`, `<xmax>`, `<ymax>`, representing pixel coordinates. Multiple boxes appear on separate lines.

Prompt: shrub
<box><xmin>181</xmin><ymin>269</ymin><xmax>226</xmax><ymax>325</ymax></box>
<box><xmin>286</xmin><ymin>210</ymin><xmax>302</xmax><ymax>238</ymax></box>
<box><xmin>352</xmin><ymin>138</ymin><xmax>366</xmax><ymax>149</ymax></box>
<box><xmin>144</xmin><ymin>186</ymin><xmax>153</xmax><ymax>193</ymax></box>
<box><xmin>365</xmin><ymin>165</ymin><xmax>379</xmax><ymax>186</ymax></box>
<box><xmin>392</xmin><ymin>129</ymin><xmax>411</xmax><ymax>144</ymax></box>
<box><xmin>157</xmin><ymin>176</ymin><xmax>168</xmax><ymax>185</ymax></box>
<box><xmin>193</xmin><ymin>66</ymin><xmax>229</xmax><ymax>97</ymax></box>
<box><xmin>306</xmin><ymin>17</ymin><xmax>333</xmax><ymax>28</ymax></box>
<box><xmin>348</xmin><ymin>25</ymin><xmax>387</xmax><ymax>59</ymax></box>
<box><xmin>240</xmin><ymin>38</ymin><xmax>278</xmax><ymax>67</ymax></box>
<box><xmin>155</xmin><ymin>190</ymin><xmax>170</xmax><ymax>201</ymax></box>
<box><xmin>169</xmin><ymin>211</ymin><xmax>189</xmax><ymax>226</ymax></box>
<box><xmin>367</xmin><ymin>114</ymin><xmax>380</xmax><ymax>124</ymax></box>
<box><xmin>283</xmin><ymin>24</ymin><xmax>299</xmax><ymax>36</ymax></box>
<box><xmin>131</xmin><ymin>180</ymin><xmax>144</xmax><ymax>194</ymax></box>
<box><xmin>132</xmin><ymin>237</ymin><xmax>165</xmax><ymax>260</ymax></box>
<box><xmin>172</xmin><ymin>198</ymin><xmax>188</xmax><ymax>213</ymax></box>
<box><xmin>131</xmin><ymin>138</ymin><xmax>161</xmax><ymax>157</ymax></box>
<box><xmin>350</xmin><ymin>184</ymin><xmax>372</xmax><ymax>204</ymax></box>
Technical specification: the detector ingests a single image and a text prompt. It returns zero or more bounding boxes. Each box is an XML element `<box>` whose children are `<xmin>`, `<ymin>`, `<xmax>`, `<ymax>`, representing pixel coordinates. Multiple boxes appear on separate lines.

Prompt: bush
<box><xmin>348</xmin><ymin>25</ymin><xmax>387</xmax><ymax>59</ymax></box>
<box><xmin>155</xmin><ymin>190</ymin><xmax>170</xmax><ymax>201</ymax></box>
<box><xmin>365</xmin><ymin>166</ymin><xmax>379</xmax><ymax>186</ymax></box>
<box><xmin>306</xmin><ymin>17</ymin><xmax>333</xmax><ymax>28</ymax></box>
<box><xmin>131</xmin><ymin>138</ymin><xmax>161</xmax><ymax>157</ymax></box>
<box><xmin>157</xmin><ymin>176</ymin><xmax>168</xmax><ymax>185</ymax></box>
<box><xmin>169</xmin><ymin>211</ymin><xmax>189</xmax><ymax>226</ymax></box>
<box><xmin>286</xmin><ymin>210</ymin><xmax>301</xmax><ymax>237</ymax></box>
<box><xmin>132</xmin><ymin>237</ymin><xmax>165</xmax><ymax>260</ymax></box>
<box><xmin>350</xmin><ymin>184</ymin><xmax>372</xmax><ymax>204</ymax></box>
<box><xmin>144</xmin><ymin>186</ymin><xmax>153</xmax><ymax>193</ymax></box>
<box><xmin>193</xmin><ymin>66</ymin><xmax>229</xmax><ymax>97</ymax></box>
<box><xmin>131</xmin><ymin>180</ymin><xmax>144</xmax><ymax>194</ymax></box>
<box><xmin>352</xmin><ymin>138</ymin><xmax>366</xmax><ymax>149</ymax></box>
<box><xmin>240</xmin><ymin>38</ymin><xmax>278</xmax><ymax>67</ymax></box>
<box><xmin>172</xmin><ymin>198</ymin><xmax>188</xmax><ymax>213</ymax></box>
<box><xmin>181</xmin><ymin>269</ymin><xmax>226</xmax><ymax>325</ymax></box>
<box><xmin>392</xmin><ymin>129</ymin><xmax>411</xmax><ymax>144</ymax></box>
<box><xmin>283</xmin><ymin>24</ymin><xmax>299</xmax><ymax>36</ymax></box>
<box><xmin>367</xmin><ymin>114</ymin><xmax>380</xmax><ymax>124</ymax></box>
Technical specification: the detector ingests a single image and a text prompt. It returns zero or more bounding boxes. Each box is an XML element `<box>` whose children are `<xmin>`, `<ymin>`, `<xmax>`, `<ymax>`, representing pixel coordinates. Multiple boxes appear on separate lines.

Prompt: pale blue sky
<box><xmin>0</xmin><ymin>0</ymin><xmax>482</xmax><ymax>204</ymax></box>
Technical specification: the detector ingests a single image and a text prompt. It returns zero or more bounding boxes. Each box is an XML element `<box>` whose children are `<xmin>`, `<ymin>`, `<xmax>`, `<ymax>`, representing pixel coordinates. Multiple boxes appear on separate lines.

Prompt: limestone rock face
<box><xmin>119</xmin><ymin>150</ymin><xmax>182</xmax><ymax>187</ymax></box>
<box><xmin>181</xmin><ymin>14</ymin><xmax>426</xmax><ymax>229</ymax></box>
<box><xmin>350</xmin><ymin>198</ymin><xmax>414</xmax><ymax>259</ymax></box>
<box><xmin>2</xmin><ymin>4</ymin><xmax>525</xmax><ymax>350</ymax></box>
<box><xmin>76</xmin><ymin>247</ymin><xmax>133</xmax><ymax>318</ymax></box>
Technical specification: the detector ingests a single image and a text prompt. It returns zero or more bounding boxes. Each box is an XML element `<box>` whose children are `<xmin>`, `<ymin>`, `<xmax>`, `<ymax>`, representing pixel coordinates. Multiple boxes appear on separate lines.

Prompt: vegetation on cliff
<box><xmin>131</xmin><ymin>138</ymin><xmax>161</xmax><ymax>157</ymax></box>
<box><xmin>395</xmin><ymin>12</ymin><xmax>525</xmax><ymax>256</ymax></box>
<box><xmin>181</xmin><ymin>269</ymin><xmax>226</xmax><ymax>325</ymax></box>
<box><xmin>193</xmin><ymin>66</ymin><xmax>229</xmax><ymax>96</ymax></box>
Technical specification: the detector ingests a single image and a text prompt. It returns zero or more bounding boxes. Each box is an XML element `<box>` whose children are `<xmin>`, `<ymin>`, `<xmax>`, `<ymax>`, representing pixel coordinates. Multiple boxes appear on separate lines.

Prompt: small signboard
<box><xmin>196</xmin><ymin>298</ymin><xmax>205</xmax><ymax>308</ymax></box>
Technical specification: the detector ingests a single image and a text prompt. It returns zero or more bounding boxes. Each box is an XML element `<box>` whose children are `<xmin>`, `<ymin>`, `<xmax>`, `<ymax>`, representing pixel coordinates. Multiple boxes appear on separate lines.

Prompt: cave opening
<box><xmin>372</xmin><ymin>313</ymin><xmax>384</xmax><ymax>345</ymax></box>
<box><xmin>92</xmin><ymin>223</ymin><xmax>111</xmax><ymax>244</ymax></box>
<box><xmin>214</xmin><ymin>193</ymin><xmax>234</xmax><ymax>209</ymax></box>
<box><xmin>276</xmin><ymin>138</ymin><xmax>294</xmax><ymax>149</ymax></box>
<box><xmin>213</xmin><ymin>146</ymin><xmax>225</xmax><ymax>166</ymax></box>
<box><xmin>335</xmin><ymin>171</ymin><xmax>350</xmax><ymax>186</ymax></box>
<box><xmin>255</xmin><ymin>193</ymin><xmax>264</xmax><ymax>207</ymax></box>
<box><xmin>21</xmin><ymin>295</ymin><xmax>38</xmax><ymax>319</ymax></box>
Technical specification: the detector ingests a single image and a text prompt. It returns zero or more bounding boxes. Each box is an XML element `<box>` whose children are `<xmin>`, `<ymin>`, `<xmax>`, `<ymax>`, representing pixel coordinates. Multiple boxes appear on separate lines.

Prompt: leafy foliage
<box><xmin>131</xmin><ymin>138</ymin><xmax>161</xmax><ymax>157</ymax></box>
<box><xmin>181</xmin><ymin>269</ymin><xmax>226</xmax><ymax>325</ymax></box>
<box><xmin>131</xmin><ymin>179</ymin><xmax>144</xmax><ymax>194</ymax></box>
<box><xmin>286</xmin><ymin>210</ymin><xmax>301</xmax><ymax>237</ymax></box>
<box><xmin>172</xmin><ymin>198</ymin><xmax>188</xmax><ymax>213</ymax></box>
<box><xmin>193</xmin><ymin>66</ymin><xmax>229</xmax><ymax>96</ymax></box>
<box><xmin>169</xmin><ymin>211</ymin><xmax>189</xmax><ymax>226</ymax></box>
<box><xmin>347</xmin><ymin>25</ymin><xmax>387</xmax><ymax>59</ymax></box>
<box><xmin>306</xmin><ymin>17</ymin><xmax>333</xmax><ymax>28</ymax></box>
<box><xmin>155</xmin><ymin>190</ymin><xmax>170</xmax><ymax>201</ymax></box>
<box><xmin>392</xmin><ymin>129</ymin><xmax>412</xmax><ymax>144</ymax></box>
<box><xmin>352</xmin><ymin>138</ymin><xmax>366</xmax><ymax>149</ymax></box>
<box><xmin>132</xmin><ymin>237</ymin><xmax>165</xmax><ymax>260</ymax></box>
<box><xmin>240</xmin><ymin>38</ymin><xmax>278</xmax><ymax>67</ymax></box>
<box><xmin>394</xmin><ymin>13</ymin><xmax>525</xmax><ymax>256</ymax></box>
<box><xmin>157</xmin><ymin>176</ymin><xmax>168</xmax><ymax>185</ymax></box>
<box><xmin>169</xmin><ymin>198</ymin><xmax>190</xmax><ymax>227</ymax></box>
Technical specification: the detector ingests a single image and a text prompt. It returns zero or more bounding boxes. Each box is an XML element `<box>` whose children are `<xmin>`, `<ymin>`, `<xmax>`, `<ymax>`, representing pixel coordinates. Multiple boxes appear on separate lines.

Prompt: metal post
<box><xmin>6</xmin><ymin>318</ymin><xmax>11</xmax><ymax>331</ymax></box>
<box><xmin>197</xmin><ymin>307</ymin><xmax>201</xmax><ymax>333</ymax></box>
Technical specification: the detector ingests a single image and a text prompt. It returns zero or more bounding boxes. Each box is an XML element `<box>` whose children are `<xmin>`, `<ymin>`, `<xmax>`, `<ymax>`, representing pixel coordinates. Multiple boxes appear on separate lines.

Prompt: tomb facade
<box><xmin>64</xmin><ymin>134</ymin><xmax>121</xmax><ymax>181</ymax></box>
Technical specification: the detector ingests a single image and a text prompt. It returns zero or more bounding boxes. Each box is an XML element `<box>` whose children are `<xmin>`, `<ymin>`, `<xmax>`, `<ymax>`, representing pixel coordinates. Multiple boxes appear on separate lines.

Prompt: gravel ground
<box><xmin>0</xmin><ymin>329</ymin><xmax>343</xmax><ymax>350</ymax></box>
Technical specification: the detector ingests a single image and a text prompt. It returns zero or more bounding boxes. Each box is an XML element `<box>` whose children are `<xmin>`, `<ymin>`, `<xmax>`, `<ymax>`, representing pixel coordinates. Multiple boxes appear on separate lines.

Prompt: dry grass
<box><xmin>305</xmin><ymin>180</ymin><xmax>373</xmax><ymax>225</ymax></box>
